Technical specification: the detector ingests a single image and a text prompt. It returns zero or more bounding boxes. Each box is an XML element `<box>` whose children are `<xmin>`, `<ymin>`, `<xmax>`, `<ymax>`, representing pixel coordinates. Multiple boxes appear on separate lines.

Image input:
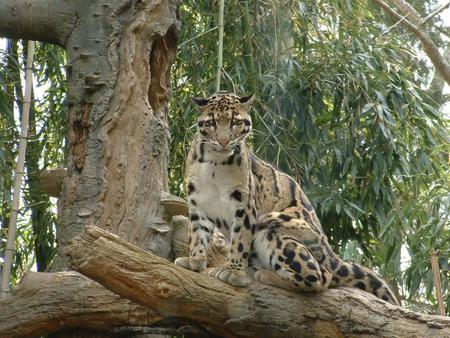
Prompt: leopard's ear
<box><xmin>238</xmin><ymin>94</ymin><xmax>255</xmax><ymax>111</ymax></box>
<box><xmin>191</xmin><ymin>97</ymin><xmax>209</xmax><ymax>107</ymax></box>
<box><xmin>239</xmin><ymin>94</ymin><xmax>255</xmax><ymax>105</ymax></box>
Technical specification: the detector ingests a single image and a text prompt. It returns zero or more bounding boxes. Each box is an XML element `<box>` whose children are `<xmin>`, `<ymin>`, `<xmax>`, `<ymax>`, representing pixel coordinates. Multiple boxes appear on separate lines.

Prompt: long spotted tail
<box><xmin>329</xmin><ymin>257</ymin><xmax>400</xmax><ymax>306</ymax></box>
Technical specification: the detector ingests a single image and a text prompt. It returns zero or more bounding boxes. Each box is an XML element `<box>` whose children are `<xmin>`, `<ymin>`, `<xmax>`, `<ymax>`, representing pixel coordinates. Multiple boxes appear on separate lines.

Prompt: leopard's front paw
<box><xmin>174</xmin><ymin>256</ymin><xmax>207</xmax><ymax>272</ymax></box>
<box><xmin>206</xmin><ymin>267</ymin><xmax>249</xmax><ymax>287</ymax></box>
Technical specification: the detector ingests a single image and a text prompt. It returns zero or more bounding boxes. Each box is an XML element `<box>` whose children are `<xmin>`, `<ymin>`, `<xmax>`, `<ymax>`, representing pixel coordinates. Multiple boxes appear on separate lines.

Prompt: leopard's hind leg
<box><xmin>251</xmin><ymin>230</ymin><xmax>332</xmax><ymax>292</ymax></box>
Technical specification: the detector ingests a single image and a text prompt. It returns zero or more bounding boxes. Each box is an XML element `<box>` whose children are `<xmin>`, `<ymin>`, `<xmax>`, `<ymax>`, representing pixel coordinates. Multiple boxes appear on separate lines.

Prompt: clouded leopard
<box><xmin>174</xmin><ymin>92</ymin><xmax>399</xmax><ymax>305</ymax></box>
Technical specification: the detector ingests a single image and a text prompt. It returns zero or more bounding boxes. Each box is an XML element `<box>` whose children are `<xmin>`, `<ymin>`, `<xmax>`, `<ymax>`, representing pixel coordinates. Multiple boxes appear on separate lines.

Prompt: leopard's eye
<box><xmin>204</xmin><ymin>119</ymin><xmax>215</xmax><ymax>127</ymax></box>
<box><xmin>232</xmin><ymin>118</ymin><xmax>243</xmax><ymax>126</ymax></box>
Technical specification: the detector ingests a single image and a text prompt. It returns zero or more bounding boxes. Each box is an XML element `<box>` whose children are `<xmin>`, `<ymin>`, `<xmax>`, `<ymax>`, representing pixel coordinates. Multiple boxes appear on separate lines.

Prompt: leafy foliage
<box><xmin>0</xmin><ymin>40</ymin><xmax>66</xmax><ymax>283</ymax></box>
<box><xmin>170</xmin><ymin>0</ymin><xmax>449</xmax><ymax>312</ymax></box>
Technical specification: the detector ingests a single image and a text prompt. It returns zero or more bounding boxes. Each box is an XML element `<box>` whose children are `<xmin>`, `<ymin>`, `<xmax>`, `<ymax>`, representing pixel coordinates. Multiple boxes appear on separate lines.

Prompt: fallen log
<box><xmin>0</xmin><ymin>271</ymin><xmax>160</xmax><ymax>338</ymax></box>
<box><xmin>65</xmin><ymin>225</ymin><xmax>450</xmax><ymax>338</ymax></box>
<box><xmin>0</xmin><ymin>216</ymin><xmax>227</xmax><ymax>338</ymax></box>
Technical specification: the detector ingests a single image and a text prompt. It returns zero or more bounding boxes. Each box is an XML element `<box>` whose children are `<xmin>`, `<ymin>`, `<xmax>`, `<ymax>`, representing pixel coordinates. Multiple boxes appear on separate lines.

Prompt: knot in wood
<box><xmin>156</xmin><ymin>282</ymin><xmax>174</xmax><ymax>299</ymax></box>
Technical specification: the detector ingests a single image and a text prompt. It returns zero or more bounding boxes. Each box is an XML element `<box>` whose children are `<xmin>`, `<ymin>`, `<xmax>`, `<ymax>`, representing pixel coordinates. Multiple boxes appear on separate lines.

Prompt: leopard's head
<box><xmin>192</xmin><ymin>91</ymin><xmax>254</xmax><ymax>152</ymax></box>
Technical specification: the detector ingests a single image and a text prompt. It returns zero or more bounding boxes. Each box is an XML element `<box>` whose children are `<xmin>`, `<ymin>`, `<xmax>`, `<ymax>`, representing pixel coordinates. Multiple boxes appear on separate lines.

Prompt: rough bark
<box><xmin>43</xmin><ymin>0</ymin><xmax>180</xmax><ymax>270</ymax></box>
<box><xmin>0</xmin><ymin>271</ymin><xmax>160</xmax><ymax>338</ymax></box>
<box><xmin>0</xmin><ymin>0</ymin><xmax>180</xmax><ymax>267</ymax></box>
<box><xmin>64</xmin><ymin>225</ymin><xmax>450</xmax><ymax>338</ymax></box>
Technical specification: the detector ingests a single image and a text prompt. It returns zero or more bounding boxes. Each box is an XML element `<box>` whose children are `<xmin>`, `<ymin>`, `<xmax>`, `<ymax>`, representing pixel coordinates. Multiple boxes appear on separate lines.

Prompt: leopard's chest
<box><xmin>189</xmin><ymin>162</ymin><xmax>246</xmax><ymax>240</ymax></box>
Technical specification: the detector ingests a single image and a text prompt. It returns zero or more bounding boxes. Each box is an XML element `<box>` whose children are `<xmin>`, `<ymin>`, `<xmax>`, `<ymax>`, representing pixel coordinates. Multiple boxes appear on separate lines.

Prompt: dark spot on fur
<box><xmin>299</xmin><ymin>251</ymin><xmax>310</xmax><ymax>261</ymax></box>
<box><xmin>306</xmin><ymin>275</ymin><xmax>318</xmax><ymax>283</ymax></box>
<box><xmin>244</xmin><ymin>216</ymin><xmax>251</xmax><ymax>229</ymax></box>
<box><xmin>300</xmin><ymin>193</ymin><xmax>313</xmax><ymax>211</ymax></box>
<box><xmin>279</xmin><ymin>214</ymin><xmax>293</xmax><ymax>222</ymax></box>
<box><xmin>276</xmin><ymin>238</ymin><xmax>282</xmax><ymax>249</ymax></box>
<box><xmin>352</xmin><ymin>264</ymin><xmax>365</xmax><ymax>279</ymax></box>
<box><xmin>190</xmin><ymin>199</ymin><xmax>197</xmax><ymax>206</ymax></box>
<box><xmin>238</xmin><ymin>243</ymin><xmax>244</xmax><ymax>252</ymax></box>
<box><xmin>355</xmin><ymin>281</ymin><xmax>366</xmax><ymax>290</ymax></box>
<box><xmin>226</xmin><ymin>154</ymin><xmax>235</xmax><ymax>165</ymax></box>
<box><xmin>295</xmin><ymin>274</ymin><xmax>303</xmax><ymax>282</ymax></box>
<box><xmin>230</xmin><ymin>190</ymin><xmax>242</xmax><ymax>201</ymax></box>
<box><xmin>201</xmin><ymin>226</ymin><xmax>211</xmax><ymax>233</ymax></box>
<box><xmin>330</xmin><ymin>258</ymin><xmax>338</xmax><ymax>270</ymax></box>
<box><xmin>199</xmin><ymin>143</ymin><xmax>205</xmax><ymax>162</ymax></box>
<box><xmin>283</xmin><ymin>248</ymin><xmax>295</xmax><ymax>264</ymax></box>
<box><xmin>243</xmin><ymin>252</ymin><xmax>249</xmax><ymax>259</ymax></box>
<box><xmin>234</xmin><ymin>225</ymin><xmax>241</xmax><ymax>233</ymax></box>
<box><xmin>274</xmin><ymin>263</ymin><xmax>281</xmax><ymax>270</ymax></box>
<box><xmin>190</xmin><ymin>214</ymin><xmax>199</xmax><ymax>221</ymax></box>
<box><xmin>302</xmin><ymin>209</ymin><xmax>311</xmax><ymax>221</ymax></box>
<box><xmin>307</xmin><ymin>261</ymin><xmax>317</xmax><ymax>270</ymax></box>
<box><xmin>254</xmin><ymin>222</ymin><xmax>267</xmax><ymax>230</ymax></box>
<box><xmin>368</xmin><ymin>273</ymin><xmax>382</xmax><ymax>290</ymax></box>
<box><xmin>235</xmin><ymin>209</ymin><xmax>245</xmax><ymax>218</ymax></box>
<box><xmin>290</xmin><ymin>261</ymin><xmax>302</xmax><ymax>273</ymax></box>
<box><xmin>187</xmin><ymin>182</ymin><xmax>195</xmax><ymax>195</ymax></box>
<box><xmin>337</xmin><ymin>265</ymin><xmax>349</xmax><ymax>277</ymax></box>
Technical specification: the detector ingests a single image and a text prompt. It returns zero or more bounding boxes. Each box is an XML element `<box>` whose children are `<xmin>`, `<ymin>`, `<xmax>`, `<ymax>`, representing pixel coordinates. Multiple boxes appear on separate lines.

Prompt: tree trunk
<box><xmin>0</xmin><ymin>0</ymin><xmax>180</xmax><ymax>336</ymax></box>
<box><xmin>57</xmin><ymin>0</ymin><xmax>179</xmax><ymax>264</ymax></box>
<box><xmin>0</xmin><ymin>0</ymin><xmax>179</xmax><ymax>266</ymax></box>
<box><xmin>63</xmin><ymin>225</ymin><xmax>450</xmax><ymax>338</ymax></box>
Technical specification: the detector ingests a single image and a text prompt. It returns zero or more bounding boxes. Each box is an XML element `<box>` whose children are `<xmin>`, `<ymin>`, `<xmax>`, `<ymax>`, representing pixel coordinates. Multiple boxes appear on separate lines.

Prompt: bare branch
<box><xmin>0</xmin><ymin>0</ymin><xmax>76</xmax><ymax>46</ymax></box>
<box><xmin>372</xmin><ymin>0</ymin><xmax>450</xmax><ymax>85</ymax></box>
<box><xmin>424</xmin><ymin>0</ymin><xmax>450</xmax><ymax>23</ymax></box>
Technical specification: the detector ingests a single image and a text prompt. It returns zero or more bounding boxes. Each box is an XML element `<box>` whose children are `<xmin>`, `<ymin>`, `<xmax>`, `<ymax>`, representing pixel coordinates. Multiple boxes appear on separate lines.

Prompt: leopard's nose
<box><xmin>218</xmin><ymin>138</ymin><xmax>230</xmax><ymax>147</ymax></box>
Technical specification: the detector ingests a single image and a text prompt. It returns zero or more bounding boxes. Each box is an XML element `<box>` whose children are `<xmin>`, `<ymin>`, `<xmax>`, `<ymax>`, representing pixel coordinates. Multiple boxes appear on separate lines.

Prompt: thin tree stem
<box><xmin>0</xmin><ymin>40</ymin><xmax>35</xmax><ymax>298</ymax></box>
<box><xmin>430</xmin><ymin>250</ymin><xmax>446</xmax><ymax>316</ymax></box>
<box><xmin>423</xmin><ymin>0</ymin><xmax>450</xmax><ymax>23</ymax></box>
<box><xmin>215</xmin><ymin>0</ymin><xmax>225</xmax><ymax>92</ymax></box>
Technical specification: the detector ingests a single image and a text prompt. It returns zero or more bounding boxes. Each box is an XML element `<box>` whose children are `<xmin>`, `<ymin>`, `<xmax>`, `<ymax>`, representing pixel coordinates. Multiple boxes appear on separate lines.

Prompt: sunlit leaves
<box><xmin>171</xmin><ymin>0</ymin><xmax>449</xmax><ymax>313</ymax></box>
<box><xmin>0</xmin><ymin>40</ymin><xmax>65</xmax><ymax>284</ymax></box>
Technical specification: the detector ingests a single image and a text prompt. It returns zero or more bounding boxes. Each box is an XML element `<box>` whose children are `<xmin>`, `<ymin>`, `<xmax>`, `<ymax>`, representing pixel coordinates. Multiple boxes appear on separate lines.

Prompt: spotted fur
<box><xmin>174</xmin><ymin>92</ymin><xmax>399</xmax><ymax>305</ymax></box>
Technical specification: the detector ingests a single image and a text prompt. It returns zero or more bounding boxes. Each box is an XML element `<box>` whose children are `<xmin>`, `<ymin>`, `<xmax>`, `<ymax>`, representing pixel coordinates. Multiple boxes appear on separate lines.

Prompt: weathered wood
<box><xmin>0</xmin><ymin>219</ymin><xmax>227</xmax><ymax>338</ymax></box>
<box><xmin>65</xmin><ymin>225</ymin><xmax>450</xmax><ymax>338</ymax></box>
<box><xmin>40</xmin><ymin>168</ymin><xmax>66</xmax><ymax>197</ymax></box>
<box><xmin>0</xmin><ymin>271</ymin><xmax>160</xmax><ymax>338</ymax></box>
